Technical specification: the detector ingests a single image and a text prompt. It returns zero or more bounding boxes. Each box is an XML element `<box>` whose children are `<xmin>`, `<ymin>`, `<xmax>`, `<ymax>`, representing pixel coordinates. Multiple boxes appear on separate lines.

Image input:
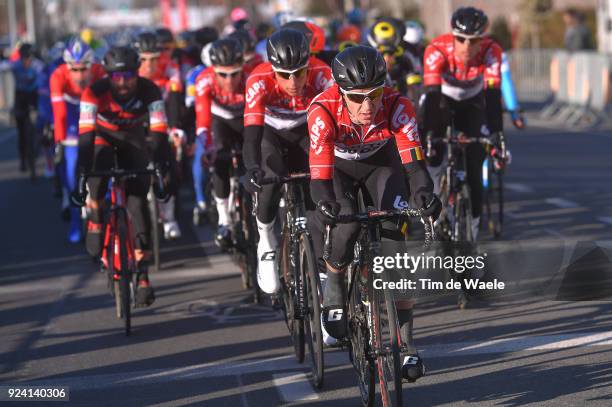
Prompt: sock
<box><xmin>398</xmin><ymin>309</ymin><xmax>417</xmax><ymax>354</ymax></box>
<box><xmin>215</xmin><ymin>196</ymin><xmax>230</xmax><ymax>226</ymax></box>
<box><xmin>256</xmin><ymin>217</ymin><xmax>277</xmax><ymax>251</ymax></box>
<box><xmin>323</xmin><ymin>271</ymin><xmax>345</xmax><ymax>308</ymax></box>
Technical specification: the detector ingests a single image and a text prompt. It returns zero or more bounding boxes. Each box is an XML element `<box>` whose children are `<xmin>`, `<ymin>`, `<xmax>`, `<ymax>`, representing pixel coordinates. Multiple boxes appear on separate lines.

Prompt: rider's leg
<box><xmin>85</xmin><ymin>144</ymin><xmax>113</xmax><ymax>258</ymax></box>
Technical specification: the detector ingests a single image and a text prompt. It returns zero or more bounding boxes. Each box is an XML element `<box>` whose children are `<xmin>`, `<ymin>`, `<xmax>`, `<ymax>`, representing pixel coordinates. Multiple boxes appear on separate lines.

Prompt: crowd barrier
<box><xmin>507</xmin><ymin>49</ymin><xmax>555</xmax><ymax>103</ymax></box>
<box><xmin>540</xmin><ymin>50</ymin><xmax>611</xmax><ymax>127</ymax></box>
<box><xmin>0</xmin><ymin>64</ymin><xmax>14</xmax><ymax>125</ymax></box>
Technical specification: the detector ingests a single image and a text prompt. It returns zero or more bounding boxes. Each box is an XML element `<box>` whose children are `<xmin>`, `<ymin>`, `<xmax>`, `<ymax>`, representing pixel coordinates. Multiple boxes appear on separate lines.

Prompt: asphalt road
<box><xmin>1</xmin><ymin>118</ymin><xmax>612</xmax><ymax>407</ymax></box>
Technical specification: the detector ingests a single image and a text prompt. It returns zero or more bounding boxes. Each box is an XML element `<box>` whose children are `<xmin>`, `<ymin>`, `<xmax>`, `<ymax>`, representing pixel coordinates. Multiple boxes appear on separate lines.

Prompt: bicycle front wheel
<box><xmin>117</xmin><ymin>209</ymin><xmax>132</xmax><ymax>336</ymax></box>
<box><xmin>279</xmin><ymin>226</ymin><xmax>304</xmax><ymax>363</ymax></box>
<box><xmin>372</xmin><ymin>277</ymin><xmax>403</xmax><ymax>407</ymax></box>
<box><xmin>300</xmin><ymin>234</ymin><xmax>324</xmax><ymax>388</ymax></box>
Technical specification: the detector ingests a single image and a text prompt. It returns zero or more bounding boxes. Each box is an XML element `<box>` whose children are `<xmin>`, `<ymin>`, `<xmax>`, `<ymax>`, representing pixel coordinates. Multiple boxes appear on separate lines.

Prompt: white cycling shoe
<box><xmin>256</xmin><ymin>244</ymin><xmax>279</xmax><ymax>294</ymax></box>
<box><xmin>163</xmin><ymin>221</ymin><xmax>182</xmax><ymax>240</ymax></box>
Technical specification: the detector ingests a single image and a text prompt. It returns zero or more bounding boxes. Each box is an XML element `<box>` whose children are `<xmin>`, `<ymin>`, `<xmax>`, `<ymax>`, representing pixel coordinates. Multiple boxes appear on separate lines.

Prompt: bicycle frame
<box><xmin>102</xmin><ymin>178</ymin><xmax>136</xmax><ymax>273</ymax></box>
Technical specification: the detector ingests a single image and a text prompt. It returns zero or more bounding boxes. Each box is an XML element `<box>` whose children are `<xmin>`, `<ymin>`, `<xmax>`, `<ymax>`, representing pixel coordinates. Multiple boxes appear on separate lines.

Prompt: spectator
<box><xmin>563</xmin><ymin>8</ymin><xmax>594</xmax><ymax>51</ymax></box>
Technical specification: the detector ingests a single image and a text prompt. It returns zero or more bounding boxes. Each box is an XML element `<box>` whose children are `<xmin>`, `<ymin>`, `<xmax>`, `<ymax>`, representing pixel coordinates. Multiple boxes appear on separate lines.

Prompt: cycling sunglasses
<box><xmin>69</xmin><ymin>66</ymin><xmax>89</xmax><ymax>73</ymax></box>
<box><xmin>140</xmin><ymin>54</ymin><xmax>160</xmax><ymax>63</ymax></box>
<box><xmin>342</xmin><ymin>87</ymin><xmax>384</xmax><ymax>104</ymax></box>
<box><xmin>273</xmin><ymin>65</ymin><xmax>308</xmax><ymax>80</ymax></box>
<box><xmin>110</xmin><ymin>71</ymin><xmax>137</xmax><ymax>81</ymax></box>
<box><xmin>214</xmin><ymin>67</ymin><xmax>242</xmax><ymax>78</ymax></box>
<box><xmin>454</xmin><ymin>35</ymin><xmax>482</xmax><ymax>45</ymax></box>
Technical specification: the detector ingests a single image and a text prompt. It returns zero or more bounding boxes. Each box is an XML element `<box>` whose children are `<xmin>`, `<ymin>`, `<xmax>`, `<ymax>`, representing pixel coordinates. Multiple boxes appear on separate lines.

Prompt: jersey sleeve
<box><xmin>143</xmin><ymin>81</ymin><xmax>169</xmax><ymax>134</ymax></box>
<box><xmin>389</xmin><ymin>97</ymin><xmax>424</xmax><ymax>164</ymax></box>
<box><xmin>308</xmin><ymin>103</ymin><xmax>336</xmax><ymax>180</ymax></box>
<box><xmin>483</xmin><ymin>42</ymin><xmax>502</xmax><ymax>89</ymax></box>
<box><xmin>423</xmin><ymin>44</ymin><xmax>446</xmax><ymax>87</ymax></box>
<box><xmin>49</xmin><ymin>68</ymin><xmax>67</xmax><ymax>143</ymax></box>
<box><xmin>244</xmin><ymin>71</ymin><xmax>268</xmax><ymax>127</ymax></box>
<box><xmin>78</xmin><ymin>86</ymin><xmax>98</xmax><ymax>136</ymax></box>
<box><xmin>194</xmin><ymin>72</ymin><xmax>213</xmax><ymax>145</ymax></box>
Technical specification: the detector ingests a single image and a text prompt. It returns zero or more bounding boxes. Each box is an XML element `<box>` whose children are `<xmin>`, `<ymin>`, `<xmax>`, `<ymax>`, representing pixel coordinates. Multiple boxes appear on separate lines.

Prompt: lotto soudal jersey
<box><xmin>308</xmin><ymin>84</ymin><xmax>424</xmax><ymax>180</ymax></box>
<box><xmin>244</xmin><ymin>57</ymin><xmax>333</xmax><ymax>130</ymax></box>
<box><xmin>78</xmin><ymin>77</ymin><xmax>168</xmax><ymax>136</ymax></box>
<box><xmin>139</xmin><ymin>59</ymin><xmax>183</xmax><ymax>100</ymax></box>
<box><xmin>50</xmin><ymin>63</ymin><xmax>106</xmax><ymax>143</ymax></box>
<box><xmin>423</xmin><ymin>33</ymin><xmax>502</xmax><ymax>101</ymax></box>
<box><xmin>194</xmin><ymin>66</ymin><xmax>246</xmax><ymax>143</ymax></box>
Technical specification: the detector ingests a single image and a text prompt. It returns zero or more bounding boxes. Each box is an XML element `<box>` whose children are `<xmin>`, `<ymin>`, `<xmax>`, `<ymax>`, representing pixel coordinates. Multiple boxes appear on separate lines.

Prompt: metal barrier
<box><xmin>507</xmin><ymin>49</ymin><xmax>556</xmax><ymax>102</ymax></box>
<box><xmin>0</xmin><ymin>63</ymin><xmax>15</xmax><ymax>125</ymax></box>
<box><xmin>539</xmin><ymin>50</ymin><xmax>611</xmax><ymax>127</ymax></box>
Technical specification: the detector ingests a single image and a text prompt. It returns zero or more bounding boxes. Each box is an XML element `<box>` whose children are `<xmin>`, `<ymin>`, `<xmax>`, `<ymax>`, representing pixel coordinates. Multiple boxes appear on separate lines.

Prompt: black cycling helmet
<box><xmin>209</xmin><ymin>38</ymin><xmax>244</xmax><ymax>66</ymax></box>
<box><xmin>332</xmin><ymin>45</ymin><xmax>386</xmax><ymax>91</ymax></box>
<box><xmin>255</xmin><ymin>22</ymin><xmax>274</xmax><ymax>42</ymax></box>
<box><xmin>193</xmin><ymin>26</ymin><xmax>219</xmax><ymax>48</ymax></box>
<box><xmin>227</xmin><ymin>29</ymin><xmax>256</xmax><ymax>54</ymax></box>
<box><xmin>451</xmin><ymin>7</ymin><xmax>488</xmax><ymax>38</ymax></box>
<box><xmin>18</xmin><ymin>43</ymin><xmax>33</xmax><ymax>59</ymax></box>
<box><xmin>133</xmin><ymin>32</ymin><xmax>160</xmax><ymax>54</ymax></box>
<box><xmin>103</xmin><ymin>46</ymin><xmax>140</xmax><ymax>73</ymax></box>
<box><xmin>266</xmin><ymin>28</ymin><xmax>309</xmax><ymax>70</ymax></box>
<box><xmin>155</xmin><ymin>27</ymin><xmax>175</xmax><ymax>47</ymax></box>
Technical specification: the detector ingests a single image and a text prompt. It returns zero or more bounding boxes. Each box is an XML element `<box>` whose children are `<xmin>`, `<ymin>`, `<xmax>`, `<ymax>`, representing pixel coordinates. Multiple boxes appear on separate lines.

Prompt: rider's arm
<box><xmin>49</xmin><ymin>67</ymin><xmax>67</xmax><ymax>143</ymax></box>
<box><xmin>165</xmin><ymin>76</ymin><xmax>184</xmax><ymax>130</ymax></box>
<box><xmin>483</xmin><ymin>42</ymin><xmax>503</xmax><ymax>133</ymax></box>
<box><xmin>390</xmin><ymin>97</ymin><xmax>434</xmax><ymax>205</ymax></box>
<box><xmin>147</xmin><ymin>95</ymin><xmax>171</xmax><ymax>165</ymax></box>
<box><xmin>308</xmin><ymin>102</ymin><xmax>336</xmax><ymax>203</ymax></box>
<box><xmin>243</xmin><ymin>70</ymin><xmax>268</xmax><ymax>170</ymax></box>
<box><xmin>422</xmin><ymin>43</ymin><xmax>446</xmax><ymax>134</ymax></box>
<box><xmin>76</xmin><ymin>86</ymin><xmax>98</xmax><ymax>173</ymax></box>
<box><xmin>194</xmin><ymin>71</ymin><xmax>213</xmax><ymax>147</ymax></box>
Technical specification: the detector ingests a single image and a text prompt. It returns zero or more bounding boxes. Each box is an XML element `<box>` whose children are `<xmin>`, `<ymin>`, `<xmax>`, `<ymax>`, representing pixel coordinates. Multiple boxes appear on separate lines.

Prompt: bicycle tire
<box><xmin>494</xmin><ymin>169</ymin><xmax>504</xmax><ymax>238</ymax></box>
<box><xmin>149</xmin><ymin>191</ymin><xmax>161</xmax><ymax>272</ymax></box>
<box><xmin>372</xmin><ymin>272</ymin><xmax>403</xmax><ymax>407</ymax></box>
<box><xmin>117</xmin><ymin>209</ymin><xmax>132</xmax><ymax>336</ymax></box>
<box><xmin>24</xmin><ymin>113</ymin><xmax>37</xmax><ymax>181</ymax></box>
<box><xmin>279</xmin><ymin>226</ymin><xmax>305</xmax><ymax>363</ymax></box>
<box><xmin>242</xmin><ymin>192</ymin><xmax>261</xmax><ymax>303</ymax></box>
<box><xmin>300</xmin><ymin>234</ymin><xmax>324</xmax><ymax>388</ymax></box>
<box><xmin>348</xmin><ymin>264</ymin><xmax>375</xmax><ymax>407</ymax></box>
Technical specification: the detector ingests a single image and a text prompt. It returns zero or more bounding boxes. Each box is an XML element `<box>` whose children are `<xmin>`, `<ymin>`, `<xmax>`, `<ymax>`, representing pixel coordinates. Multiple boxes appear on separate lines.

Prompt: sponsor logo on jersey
<box><xmin>310</xmin><ymin>116</ymin><xmax>326</xmax><ymax>155</ymax></box>
<box><xmin>246</xmin><ymin>79</ymin><xmax>266</xmax><ymax>108</ymax></box>
<box><xmin>393</xmin><ymin>195</ymin><xmax>409</xmax><ymax>209</ymax></box>
<box><xmin>391</xmin><ymin>103</ymin><xmax>419</xmax><ymax>142</ymax></box>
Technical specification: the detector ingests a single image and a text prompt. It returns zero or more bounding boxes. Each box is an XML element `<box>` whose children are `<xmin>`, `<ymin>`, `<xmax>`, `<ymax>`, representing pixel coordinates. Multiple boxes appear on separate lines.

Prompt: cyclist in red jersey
<box><xmin>242</xmin><ymin>28</ymin><xmax>332</xmax><ymax>295</ymax></box>
<box><xmin>133</xmin><ymin>32</ymin><xmax>185</xmax><ymax>240</ymax></box>
<box><xmin>194</xmin><ymin>38</ymin><xmax>246</xmax><ymax>248</ymax></box>
<box><xmin>227</xmin><ymin>29</ymin><xmax>263</xmax><ymax>75</ymax></box>
<box><xmin>50</xmin><ymin>38</ymin><xmax>106</xmax><ymax>243</ymax></box>
<box><xmin>422</xmin><ymin>7</ymin><xmax>503</xmax><ymax>239</ymax></box>
<box><xmin>309</xmin><ymin>45</ymin><xmax>440</xmax><ymax>379</ymax></box>
<box><xmin>74</xmin><ymin>47</ymin><xmax>171</xmax><ymax>307</ymax></box>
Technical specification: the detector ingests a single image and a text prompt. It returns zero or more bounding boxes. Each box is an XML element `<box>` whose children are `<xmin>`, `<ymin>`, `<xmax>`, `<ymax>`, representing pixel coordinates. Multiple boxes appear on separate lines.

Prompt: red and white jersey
<box><xmin>139</xmin><ymin>59</ymin><xmax>183</xmax><ymax>99</ymax></box>
<box><xmin>308</xmin><ymin>85</ymin><xmax>424</xmax><ymax>180</ymax></box>
<box><xmin>194</xmin><ymin>66</ymin><xmax>246</xmax><ymax>145</ymax></box>
<box><xmin>423</xmin><ymin>33</ymin><xmax>502</xmax><ymax>101</ymax></box>
<box><xmin>244</xmin><ymin>57</ymin><xmax>332</xmax><ymax>130</ymax></box>
<box><xmin>50</xmin><ymin>63</ymin><xmax>106</xmax><ymax>143</ymax></box>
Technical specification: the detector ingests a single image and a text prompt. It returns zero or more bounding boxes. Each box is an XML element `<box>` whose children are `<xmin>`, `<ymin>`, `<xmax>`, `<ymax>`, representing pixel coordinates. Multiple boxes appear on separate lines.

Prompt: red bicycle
<box><xmin>78</xmin><ymin>164</ymin><xmax>165</xmax><ymax>336</ymax></box>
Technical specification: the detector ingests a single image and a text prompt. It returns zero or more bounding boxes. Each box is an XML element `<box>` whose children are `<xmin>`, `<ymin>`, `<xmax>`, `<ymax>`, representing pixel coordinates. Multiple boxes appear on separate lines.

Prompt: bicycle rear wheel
<box><xmin>372</xmin><ymin>276</ymin><xmax>403</xmax><ymax>407</ymax></box>
<box><xmin>348</xmin><ymin>264</ymin><xmax>375</xmax><ymax>407</ymax></box>
<box><xmin>117</xmin><ymin>209</ymin><xmax>132</xmax><ymax>336</ymax></box>
<box><xmin>301</xmin><ymin>234</ymin><xmax>324</xmax><ymax>388</ymax></box>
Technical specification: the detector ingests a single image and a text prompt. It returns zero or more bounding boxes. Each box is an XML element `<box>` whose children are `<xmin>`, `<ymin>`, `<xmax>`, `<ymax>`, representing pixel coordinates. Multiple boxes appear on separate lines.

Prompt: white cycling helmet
<box><xmin>404</xmin><ymin>21</ymin><xmax>424</xmax><ymax>45</ymax></box>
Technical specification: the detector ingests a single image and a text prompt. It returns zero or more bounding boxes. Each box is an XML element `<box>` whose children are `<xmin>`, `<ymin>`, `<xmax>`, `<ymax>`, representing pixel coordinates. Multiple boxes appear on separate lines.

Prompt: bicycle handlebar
<box><xmin>79</xmin><ymin>165</ymin><xmax>166</xmax><ymax>201</ymax></box>
<box><xmin>323</xmin><ymin>208</ymin><xmax>436</xmax><ymax>261</ymax></box>
<box><xmin>259</xmin><ymin>172</ymin><xmax>310</xmax><ymax>186</ymax></box>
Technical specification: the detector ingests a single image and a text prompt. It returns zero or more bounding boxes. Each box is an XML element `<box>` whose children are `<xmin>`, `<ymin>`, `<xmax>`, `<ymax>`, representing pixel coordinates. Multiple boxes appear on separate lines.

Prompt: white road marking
<box><xmin>545</xmin><ymin>197</ymin><xmax>579</xmax><ymax>209</ymax></box>
<box><xmin>422</xmin><ymin>331</ymin><xmax>612</xmax><ymax>356</ymax></box>
<box><xmin>505</xmin><ymin>183</ymin><xmax>533</xmax><ymax>193</ymax></box>
<box><xmin>272</xmin><ymin>372</ymin><xmax>319</xmax><ymax>402</ymax></box>
<box><xmin>511</xmin><ymin>207</ymin><xmax>588</xmax><ymax>220</ymax></box>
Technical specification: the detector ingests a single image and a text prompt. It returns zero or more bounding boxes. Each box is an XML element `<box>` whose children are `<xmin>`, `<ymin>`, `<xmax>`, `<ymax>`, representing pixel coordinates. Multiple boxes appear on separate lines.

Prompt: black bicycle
<box><xmin>226</xmin><ymin>148</ymin><xmax>262</xmax><ymax>304</ymax></box>
<box><xmin>80</xmin><ymin>163</ymin><xmax>165</xmax><ymax>336</ymax></box>
<box><xmin>482</xmin><ymin>131</ymin><xmax>508</xmax><ymax>239</ymax></box>
<box><xmin>260</xmin><ymin>172</ymin><xmax>324</xmax><ymax>388</ymax></box>
<box><xmin>324</xmin><ymin>208</ymin><xmax>434</xmax><ymax>407</ymax></box>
